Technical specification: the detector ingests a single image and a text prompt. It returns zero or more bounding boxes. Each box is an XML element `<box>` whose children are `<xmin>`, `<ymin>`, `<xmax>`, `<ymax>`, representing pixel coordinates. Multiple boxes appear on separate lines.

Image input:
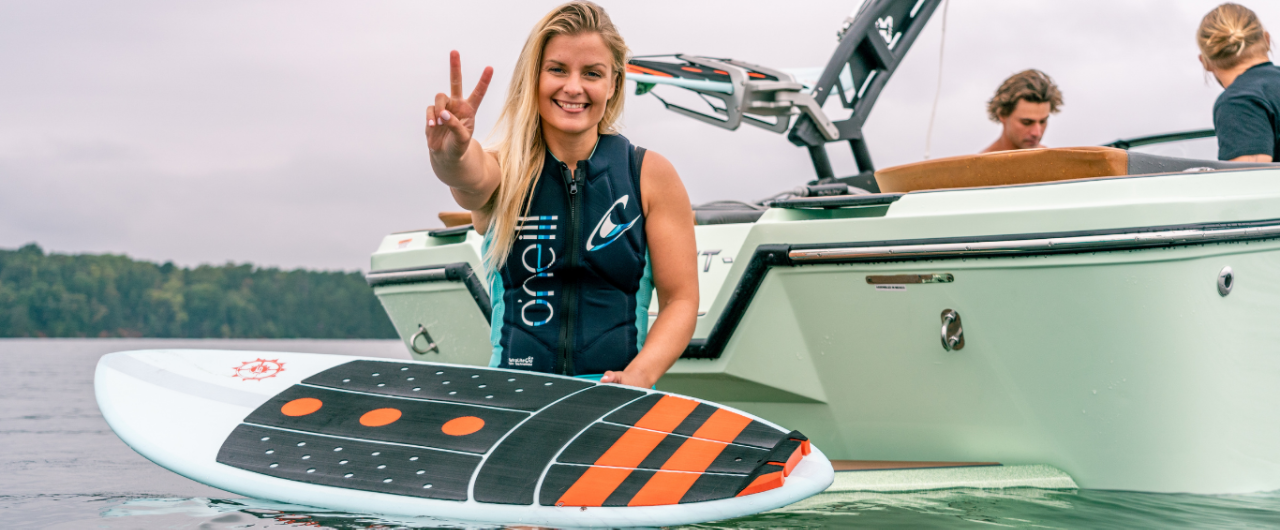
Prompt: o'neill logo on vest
<box><xmin>513</xmin><ymin>195</ymin><xmax>637</xmax><ymax>330</ymax></box>
<box><xmin>517</xmin><ymin>215</ymin><xmax>558</xmax><ymax>328</ymax></box>
<box><xmin>586</xmin><ymin>195</ymin><xmax>640</xmax><ymax>252</ymax></box>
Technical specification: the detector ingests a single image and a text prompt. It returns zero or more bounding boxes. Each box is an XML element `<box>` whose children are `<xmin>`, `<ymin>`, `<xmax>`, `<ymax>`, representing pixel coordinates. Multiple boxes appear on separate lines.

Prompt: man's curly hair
<box><xmin>987</xmin><ymin>69</ymin><xmax>1063</xmax><ymax>122</ymax></box>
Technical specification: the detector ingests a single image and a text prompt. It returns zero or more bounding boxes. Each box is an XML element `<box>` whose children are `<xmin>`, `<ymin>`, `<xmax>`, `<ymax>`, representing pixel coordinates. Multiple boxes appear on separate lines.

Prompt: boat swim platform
<box><xmin>822</xmin><ymin>461</ymin><xmax>1078</xmax><ymax>493</ymax></box>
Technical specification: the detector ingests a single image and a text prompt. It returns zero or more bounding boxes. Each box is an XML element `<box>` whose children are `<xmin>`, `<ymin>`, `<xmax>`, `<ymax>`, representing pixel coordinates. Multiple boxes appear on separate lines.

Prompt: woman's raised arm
<box><xmin>426</xmin><ymin>51</ymin><xmax>501</xmax><ymax>222</ymax></box>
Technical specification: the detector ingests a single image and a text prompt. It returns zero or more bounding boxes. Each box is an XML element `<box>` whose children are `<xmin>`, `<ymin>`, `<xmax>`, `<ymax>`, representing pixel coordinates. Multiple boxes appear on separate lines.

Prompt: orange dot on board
<box><xmin>442</xmin><ymin>416</ymin><xmax>485</xmax><ymax>436</ymax></box>
<box><xmin>359</xmin><ymin>408</ymin><xmax>403</xmax><ymax>427</ymax></box>
<box><xmin>280</xmin><ymin>398</ymin><xmax>322</xmax><ymax>417</ymax></box>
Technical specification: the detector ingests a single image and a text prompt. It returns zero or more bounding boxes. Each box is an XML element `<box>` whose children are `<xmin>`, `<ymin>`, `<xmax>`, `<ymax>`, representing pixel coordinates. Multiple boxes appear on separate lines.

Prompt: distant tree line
<box><xmin>0</xmin><ymin>243</ymin><xmax>397</xmax><ymax>339</ymax></box>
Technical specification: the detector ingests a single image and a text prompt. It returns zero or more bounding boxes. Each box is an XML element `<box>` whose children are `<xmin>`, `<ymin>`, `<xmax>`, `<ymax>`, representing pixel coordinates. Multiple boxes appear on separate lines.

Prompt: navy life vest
<box><xmin>486</xmin><ymin>134</ymin><xmax>652</xmax><ymax>376</ymax></box>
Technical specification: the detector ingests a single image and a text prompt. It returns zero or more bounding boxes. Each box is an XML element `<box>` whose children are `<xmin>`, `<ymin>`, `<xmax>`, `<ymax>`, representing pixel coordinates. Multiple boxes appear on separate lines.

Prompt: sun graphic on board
<box><xmin>232</xmin><ymin>358</ymin><xmax>286</xmax><ymax>381</ymax></box>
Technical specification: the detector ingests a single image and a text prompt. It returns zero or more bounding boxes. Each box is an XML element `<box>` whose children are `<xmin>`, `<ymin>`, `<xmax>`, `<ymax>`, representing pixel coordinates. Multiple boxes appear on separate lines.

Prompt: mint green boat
<box><xmin>368</xmin><ymin>0</ymin><xmax>1280</xmax><ymax>494</ymax></box>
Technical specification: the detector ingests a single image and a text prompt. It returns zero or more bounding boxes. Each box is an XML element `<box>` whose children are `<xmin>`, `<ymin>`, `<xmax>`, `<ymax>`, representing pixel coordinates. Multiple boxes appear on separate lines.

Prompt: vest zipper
<box><xmin>558</xmin><ymin>161</ymin><xmax>585</xmax><ymax>375</ymax></box>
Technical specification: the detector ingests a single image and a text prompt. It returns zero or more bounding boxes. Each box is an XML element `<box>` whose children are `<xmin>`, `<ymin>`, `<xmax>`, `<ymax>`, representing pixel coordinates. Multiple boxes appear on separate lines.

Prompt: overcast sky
<box><xmin>3</xmin><ymin>0</ymin><xmax>1276</xmax><ymax>271</ymax></box>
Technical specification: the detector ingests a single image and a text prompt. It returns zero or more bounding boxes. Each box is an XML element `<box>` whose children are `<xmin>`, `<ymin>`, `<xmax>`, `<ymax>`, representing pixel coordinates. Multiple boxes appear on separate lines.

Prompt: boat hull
<box><xmin>664</xmin><ymin>240</ymin><xmax>1280</xmax><ymax>494</ymax></box>
<box><xmin>371</xmin><ymin>168</ymin><xmax>1280</xmax><ymax>493</ymax></box>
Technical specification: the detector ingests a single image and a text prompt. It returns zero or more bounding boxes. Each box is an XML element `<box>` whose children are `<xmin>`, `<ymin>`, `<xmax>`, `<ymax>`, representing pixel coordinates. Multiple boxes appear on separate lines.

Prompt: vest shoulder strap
<box><xmin>631</xmin><ymin>145</ymin><xmax>647</xmax><ymax>197</ymax></box>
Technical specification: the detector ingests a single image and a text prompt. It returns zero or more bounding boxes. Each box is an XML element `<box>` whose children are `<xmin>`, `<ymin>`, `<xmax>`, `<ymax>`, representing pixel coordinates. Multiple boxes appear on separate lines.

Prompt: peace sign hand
<box><xmin>427</xmin><ymin>50</ymin><xmax>494</xmax><ymax>163</ymax></box>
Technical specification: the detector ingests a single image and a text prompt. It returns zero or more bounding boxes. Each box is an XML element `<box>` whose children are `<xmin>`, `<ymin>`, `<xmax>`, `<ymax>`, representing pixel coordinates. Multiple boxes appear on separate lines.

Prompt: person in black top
<box><xmin>1198</xmin><ymin>3</ymin><xmax>1279</xmax><ymax>162</ymax></box>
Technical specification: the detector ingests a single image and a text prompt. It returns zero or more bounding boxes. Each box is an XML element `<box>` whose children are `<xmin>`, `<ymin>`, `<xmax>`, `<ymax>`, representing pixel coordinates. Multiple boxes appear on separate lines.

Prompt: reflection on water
<box><xmin>6</xmin><ymin>339</ymin><xmax>1280</xmax><ymax>529</ymax></box>
<box><xmin>100</xmin><ymin>497</ymin><xmax>471</xmax><ymax>529</ymax></box>
<box><xmin>60</xmin><ymin>489</ymin><xmax>1280</xmax><ymax>529</ymax></box>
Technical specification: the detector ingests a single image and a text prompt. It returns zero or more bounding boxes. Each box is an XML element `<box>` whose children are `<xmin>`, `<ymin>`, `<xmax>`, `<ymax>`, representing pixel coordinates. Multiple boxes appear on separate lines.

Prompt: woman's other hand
<box><xmin>426</xmin><ymin>50</ymin><xmax>494</xmax><ymax>163</ymax></box>
<box><xmin>600</xmin><ymin>368</ymin><xmax>656</xmax><ymax>389</ymax></box>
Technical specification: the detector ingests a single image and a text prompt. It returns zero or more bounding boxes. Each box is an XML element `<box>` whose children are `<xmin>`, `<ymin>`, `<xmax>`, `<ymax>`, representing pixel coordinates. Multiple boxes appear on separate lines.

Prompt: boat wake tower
<box><xmin>625</xmin><ymin>0</ymin><xmax>943</xmax><ymax>192</ymax></box>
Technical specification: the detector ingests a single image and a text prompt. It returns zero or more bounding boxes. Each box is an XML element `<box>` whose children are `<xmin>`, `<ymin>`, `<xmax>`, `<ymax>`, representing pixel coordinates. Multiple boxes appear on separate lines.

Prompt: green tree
<box><xmin>0</xmin><ymin>244</ymin><xmax>396</xmax><ymax>338</ymax></box>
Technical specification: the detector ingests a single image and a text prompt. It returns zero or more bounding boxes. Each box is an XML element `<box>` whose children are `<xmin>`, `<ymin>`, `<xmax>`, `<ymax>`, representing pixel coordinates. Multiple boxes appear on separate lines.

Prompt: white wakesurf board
<box><xmin>95</xmin><ymin>349</ymin><xmax>833</xmax><ymax>527</ymax></box>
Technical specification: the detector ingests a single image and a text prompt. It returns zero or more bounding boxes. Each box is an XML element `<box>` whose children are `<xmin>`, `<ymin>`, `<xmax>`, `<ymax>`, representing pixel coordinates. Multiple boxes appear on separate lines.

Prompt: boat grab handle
<box><xmin>941</xmin><ymin>309</ymin><xmax>964</xmax><ymax>351</ymax></box>
<box><xmin>410</xmin><ymin>324</ymin><xmax>439</xmax><ymax>355</ymax></box>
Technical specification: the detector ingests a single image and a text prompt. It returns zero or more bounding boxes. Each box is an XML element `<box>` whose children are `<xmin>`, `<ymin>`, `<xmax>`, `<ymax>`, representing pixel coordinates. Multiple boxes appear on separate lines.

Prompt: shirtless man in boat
<box><xmin>981</xmin><ymin>69</ymin><xmax>1063</xmax><ymax>153</ymax></box>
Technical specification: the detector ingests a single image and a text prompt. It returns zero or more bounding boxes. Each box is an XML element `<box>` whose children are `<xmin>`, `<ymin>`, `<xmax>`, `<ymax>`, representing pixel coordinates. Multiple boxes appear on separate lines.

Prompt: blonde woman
<box><xmin>425</xmin><ymin>2</ymin><xmax>697</xmax><ymax>388</ymax></box>
<box><xmin>1198</xmin><ymin>3</ymin><xmax>1279</xmax><ymax>162</ymax></box>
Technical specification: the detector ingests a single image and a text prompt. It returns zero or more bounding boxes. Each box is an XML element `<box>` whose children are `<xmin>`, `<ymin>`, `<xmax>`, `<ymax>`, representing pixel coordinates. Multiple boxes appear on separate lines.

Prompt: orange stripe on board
<box><xmin>595</xmin><ymin>428</ymin><xmax>667</xmax><ymax>468</ymax></box>
<box><xmin>627</xmin><ymin>471</ymin><xmax>701</xmax><ymax>506</ymax></box>
<box><xmin>626</xmin><ymin>64</ymin><xmax>674</xmax><ymax>78</ymax></box>
<box><xmin>660</xmin><ymin>437</ymin><xmax>727</xmax><ymax>473</ymax></box>
<box><xmin>689</xmin><ymin>408</ymin><xmax>753</xmax><ymax>443</ymax></box>
<box><xmin>736</xmin><ymin>471</ymin><xmax>785</xmax><ymax>497</ymax></box>
<box><xmin>555</xmin><ymin>466</ymin><xmax>633</xmax><ymax>507</ymax></box>
<box><xmin>634</xmin><ymin>395</ymin><xmax>699</xmax><ymax>433</ymax></box>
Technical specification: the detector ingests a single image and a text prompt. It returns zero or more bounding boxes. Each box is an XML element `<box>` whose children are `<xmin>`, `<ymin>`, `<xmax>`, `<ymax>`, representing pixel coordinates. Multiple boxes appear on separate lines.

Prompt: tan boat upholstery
<box><xmin>438</xmin><ymin>211</ymin><xmax>473</xmax><ymax>227</ymax></box>
<box><xmin>874</xmin><ymin>146</ymin><xmax>1129</xmax><ymax>193</ymax></box>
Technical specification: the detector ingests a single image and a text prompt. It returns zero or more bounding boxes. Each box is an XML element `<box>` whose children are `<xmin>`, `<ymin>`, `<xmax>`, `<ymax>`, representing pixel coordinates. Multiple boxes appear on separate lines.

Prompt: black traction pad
<box><xmin>472</xmin><ymin>385</ymin><xmax>645</xmax><ymax>505</ymax></box>
<box><xmin>738</xmin><ymin>462</ymin><xmax>786</xmax><ymax>494</ymax></box>
<box><xmin>538</xmin><ymin>465</ymin><xmax>757</xmax><ymax>506</ymax></box>
<box><xmin>217</xmin><ymin>360</ymin><xmax>807</xmax><ymax>506</ymax></box>
<box><xmin>216</xmin><ymin>424</ymin><xmax>479</xmax><ymax>501</ymax></box>
<box><xmin>557</xmin><ymin>422</ymin><xmax>772</xmax><ymax>474</ymax></box>
<box><xmin>682</xmin><ymin>472</ymin><xmax>755</xmax><ymax>503</ymax></box>
<box><xmin>303</xmin><ymin>360</ymin><xmax>593</xmax><ymax>411</ymax></box>
<box><xmin>603</xmin><ymin>395</ymin><xmax>789</xmax><ymax>449</ymax></box>
<box><xmin>242</xmin><ymin>385</ymin><xmax>526</xmax><ymax>454</ymax></box>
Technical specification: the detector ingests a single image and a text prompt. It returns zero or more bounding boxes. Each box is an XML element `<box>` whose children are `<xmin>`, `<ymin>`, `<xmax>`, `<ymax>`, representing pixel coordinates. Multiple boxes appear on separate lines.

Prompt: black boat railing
<box><xmin>1104</xmin><ymin>129</ymin><xmax>1215</xmax><ymax>150</ymax></box>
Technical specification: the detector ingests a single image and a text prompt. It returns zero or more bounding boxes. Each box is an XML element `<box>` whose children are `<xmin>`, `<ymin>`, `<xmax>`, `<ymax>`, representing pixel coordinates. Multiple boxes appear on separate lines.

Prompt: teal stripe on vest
<box><xmin>634</xmin><ymin>250</ymin><xmax>654</xmax><ymax>351</ymax></box>
<box><xmin>483</xmin><ymin>232</ymin><xmax>505</xmax><ymax>368</ymax></box>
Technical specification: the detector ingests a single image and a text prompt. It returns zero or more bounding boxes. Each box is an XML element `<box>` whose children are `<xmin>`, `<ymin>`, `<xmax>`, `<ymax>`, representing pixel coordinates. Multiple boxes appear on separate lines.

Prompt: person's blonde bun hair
<box><xmin>1198</xmin><ymin>3</ymin><xmax>1270</xmax><ymax>70</ymax></box>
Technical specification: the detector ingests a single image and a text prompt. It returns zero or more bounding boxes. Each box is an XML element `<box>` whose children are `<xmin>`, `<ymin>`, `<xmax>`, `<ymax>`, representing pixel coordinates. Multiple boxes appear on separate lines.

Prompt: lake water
<box><xmin>5</xmin><ymin>338</ymin><xmax>1280</xmax><ymax>529</ymax></box>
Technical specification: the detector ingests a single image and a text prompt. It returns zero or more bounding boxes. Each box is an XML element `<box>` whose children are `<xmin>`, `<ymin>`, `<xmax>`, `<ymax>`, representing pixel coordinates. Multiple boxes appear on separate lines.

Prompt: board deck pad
<box><xmin>556</xmin><ymin>422</ymin><xmax>772</xmax><ymax>474</ymax></box>
<box><xmin>241</xmin><ymin>385</ymin><xmax>525</xmax><ymax>453</ymax></box>
<box><xmin>472</xmin><ymin>384</ymin><xmax>645</xmax><ymax>504</ymax></box>
<box><xmin>216</xmin><ymin>424</ymin><xmax>478</xmax><ymax>500</ymax></box>
<box><xmin>604</xmin><ymin>393</ymin><xmax>791</xmax><ymax>449</ymax></box>
<box><xmin>301</xmin><ymin>359</ymin><xmax>593</xmax><ymax>411</ymax></box>
<box><xmin>212</xmin><ymin>359</ymin><xmax>813</xmax><ymax>508</ymax></box>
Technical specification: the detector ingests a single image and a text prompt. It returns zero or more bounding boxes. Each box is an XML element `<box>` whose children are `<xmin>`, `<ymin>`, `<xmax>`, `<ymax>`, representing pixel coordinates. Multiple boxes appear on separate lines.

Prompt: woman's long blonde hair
<box><xmin>484</xmin><ymin>1</ymin><xmax>629</xmax><ymax>271</ymax></box>
<box><xmin>1198</xmin><ymin>3</ymin><xmax>1271</xmax><ymax>70</ymax></box>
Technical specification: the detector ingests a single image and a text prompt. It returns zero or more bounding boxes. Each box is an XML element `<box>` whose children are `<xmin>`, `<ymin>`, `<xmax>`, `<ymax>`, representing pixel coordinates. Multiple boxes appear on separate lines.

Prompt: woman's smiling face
<box><xmin>538</xmin><ymin>32</ymin><xmax>616</xmax><ymax>136</ymax></box>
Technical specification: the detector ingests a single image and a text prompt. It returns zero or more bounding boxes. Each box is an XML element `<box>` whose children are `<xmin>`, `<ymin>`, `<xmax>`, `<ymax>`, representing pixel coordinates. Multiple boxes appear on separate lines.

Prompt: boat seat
<box><xmin>874</xmin><ymin>146</ymin><xmax>1277</xmax><ymax>193</ymax></box>
<box><xmin>693</xmin><ymin>201</ymin><xmax>767</xmax><ymax>225</ymax></box>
